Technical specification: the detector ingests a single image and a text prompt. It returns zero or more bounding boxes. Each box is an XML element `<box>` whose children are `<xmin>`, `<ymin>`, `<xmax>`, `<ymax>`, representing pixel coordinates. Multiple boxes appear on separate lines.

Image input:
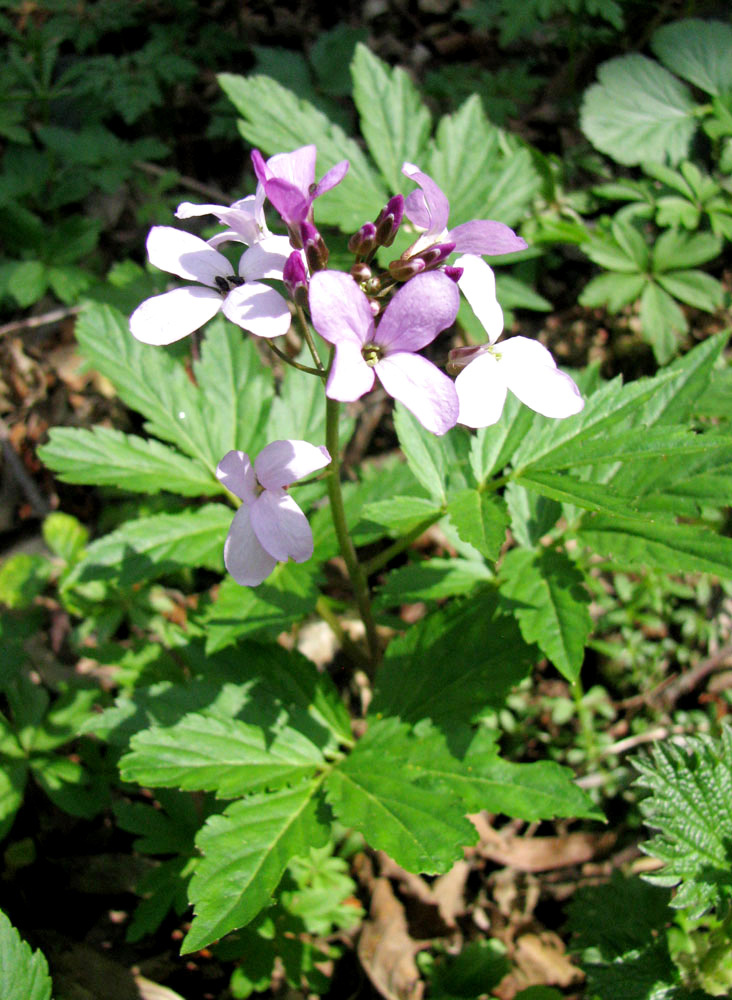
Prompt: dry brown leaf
<box><xmin>475</xmin><ymin>818</ymin><xmax>616</xmax><ymax>872</ymax></box>
<box><xmin>358</xmin><ymin>877</ymin><xmax>423</xmax><ymax>1000</ymax></box>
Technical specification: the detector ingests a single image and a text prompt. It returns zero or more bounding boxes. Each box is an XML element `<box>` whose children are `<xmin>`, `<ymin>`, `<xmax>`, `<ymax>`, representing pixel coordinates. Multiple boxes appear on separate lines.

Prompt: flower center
<box><xmin>214</xmin><ymin>274</ymin><xmax>245</xmax><ymax>295</ymax></box>
<box><xmin>362</xmin><ymin>343</ymin><xmax>383</xmax><ymax>367</ymax></box>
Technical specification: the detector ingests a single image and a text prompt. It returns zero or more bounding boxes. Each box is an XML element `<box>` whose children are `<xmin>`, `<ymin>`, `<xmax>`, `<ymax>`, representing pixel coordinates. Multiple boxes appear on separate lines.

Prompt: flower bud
<box><xmin>350</xmin><ymin>262</ymin><xmax>373</xmax><ymax>283</ymax></box>
<box><xmin>443</xmin><ymin>265</ymin><xmax>464</xmax><ymax>283</ymax></box>
<box><xmin>447</xmin><ymin>344</ymin><xmax>487</xmax><ymax>376</ymax></box>
<box><xmin>283</xmin><ymin>251</ymin><xmax>309</xmax><ymax>306</ymax></box>
<box><xmin>387</xmin><ymin>256</ymin><xmax>426</xmax><ymax>282</ymax></box>
<box><xmin>348</xmin><ymin>222</ymin><xmax>377</xmax><ymax>256</ymax></box>
<box><xmin>300</xmin><ymin>221</ymin><xmax>329</xmax><ymax>273</ymax></box>
<box><xmin>374</xmin><ymin>194</ymin><xmax>404</xmax><ymax>248</ymax></box>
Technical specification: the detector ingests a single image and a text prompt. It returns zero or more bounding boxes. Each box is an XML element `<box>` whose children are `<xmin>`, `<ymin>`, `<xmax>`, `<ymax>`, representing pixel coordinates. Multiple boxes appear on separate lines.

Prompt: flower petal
<box><xmin>265</xmin><ymin>145</ymin><xmax>317</xmax><ymax>192</ymax></box>
<box><xmin>216</xmin><ymin>450</ymin><xmax>257</xmax><ymax>503</ymax></box>
<box><xmin>255</xmin><ymin>440</ymin><xmax>331</xmax><ymax>490</ymax></box>
<box><xmin>376</xmin><ymin>352</ymin><xmax>459</xmax><ymax>435</ymax></box>
<box><xmin>264</xmin><ymin>178</ymin><xmax>310</xmax><ymax>228</ymax></box>
<box><xmin>313</xmin><ymin>159</ymin><xmax>349</xmax><ymax>197</ymax></box>
<box><xmin>455</xmin><ymin>351</ymin><xmax>508</xmax><ymax>427</ymax></box>
<box><xmin>326</xmin><ymin>342</ymin><xmax>375</xmax><ymax>401</ymax></box>
<box><xmin>401</xmin><ymin>162</ymin><xmax>450</xmax><ymax>237</ymax></box>
<box><xmin>499</xmin><ymin>338</ymin><xmax>585</xmax><ymax>418</ymax></box>
<box><xmin>375</xmin><ymin>271</ymin><xmax>460</xmax><ymax>353</ymax></box>
<box><xmin>238</xmin><ymin>239</ymin><xmax>291</xmax><ymax>281</ymax></box>
<box><xmin>455</xmin><ymin>254</ymin><xmax>504</xmax><ymax>344</ymax></box>
<box><xmin>309</xmin><ymin>270</ymin><xmax>373</xmax><ymax>347</ymax></box>
<box><xmin>224</xmin><ymin>505</ymin><xmax>278</xmax><ymax>586</ymax></box>
<box><xmin>222</xmin><ymin>283</ymin><xmax>292</xmax><ymax>339</ymax></box>
<box><xmin>145</xmin><ymin>227</ymin><xmax>232</xmax><ymax>286</ymax></box>
<box><xmin>176</xmin><ymin>194</ymin><xmax>268</xmax><ymax>246</ymax></box>
<box><xmin>250</xmin><ymin>490</ymin><xmax>314</xmax><ymax>563</ymax></box>
<box><xmin>448</xmin><ymin>220</ymin><xmax>528</xmax><ymax>256</ymax></box>
<box><xmin>129</xmin><ymin>286</ymin><xmax>222</xmax><ymax>345</ymax></box>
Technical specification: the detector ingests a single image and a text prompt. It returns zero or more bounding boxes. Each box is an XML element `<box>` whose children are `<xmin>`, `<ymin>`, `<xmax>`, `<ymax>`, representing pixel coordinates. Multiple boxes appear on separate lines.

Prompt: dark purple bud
<box><xmin>300</xmin><ymin>220</ymin><xmax>329</xmax><ymax>272</ymax></box>
<box><xmin>447</xmin><ymin>344</ymin><xmax>487</xmax><ymax>376</ymax></box>
<box><xmin>348</xmin><ymin>222</ymin><xmax>377</xmax><ymax>256</ymax></box>
<box><xmin>444</xmin><ymin>265</ymin><xmax>464</xmax><ymax>283</ymax></box>
<box><xmin>283</xmin><ymin>252</ymin><xmax>308</xmax><ymax>301</ymax></box>
<box><xmin>419</xmin><ymin>241</ymin><xmax>456</xmax><ymax>268</ymax></box>
<box><xmin>374</xmin><ymin>194</ymin><xmax>404</xmax><ymax>247</ymax></box>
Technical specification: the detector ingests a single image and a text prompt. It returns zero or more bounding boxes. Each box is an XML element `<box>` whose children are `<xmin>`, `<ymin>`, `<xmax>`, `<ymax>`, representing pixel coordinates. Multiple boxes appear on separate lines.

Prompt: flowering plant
<box><xmin>33</xmin><ymin>43</ymin><xmax>732</xmax><ymax>999</ymax></box>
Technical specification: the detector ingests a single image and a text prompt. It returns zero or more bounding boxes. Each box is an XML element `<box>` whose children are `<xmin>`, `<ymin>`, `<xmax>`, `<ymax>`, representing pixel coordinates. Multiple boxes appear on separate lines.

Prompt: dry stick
<box><xmin>0</xmin><ymin>306</ymin><xmax>81</xmax><ymax>340</ymax></box>
<box><xmin>0</xmin><ymin>416</ymin><xmax>50</xmax><ymax>518</ymax></box>
<box><xmin>134</xmin><ymin>161</ymin><xmax>230</xmax><ymax>203</ymax></box>
<box><xmin>660</xmin><ymin>640</ymin><xmax>732</xmax><ymax>706</ymax></box>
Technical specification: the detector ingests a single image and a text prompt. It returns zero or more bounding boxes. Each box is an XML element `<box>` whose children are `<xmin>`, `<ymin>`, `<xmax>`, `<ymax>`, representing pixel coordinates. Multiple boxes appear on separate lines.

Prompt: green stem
<box><xmin>295</xmin><ymin>303</ymin><xmax>324</xmax><ymax>372</ymax></box>
<box><xmin>325</xmin><ymin>394</ymin><xmax>380</xmax><ymax>670</ymax></box>
<box><xmin>315</xmin><ymin>596</ymin><xmax>371</xmax><ymax>672</ymax></box>
<box><xmin>362</xmin><ymin>512</ymin><xmax>444</xmax><ymax>577</ymax></box>
<box><xmin>268</xmin><ymin>340</ymin><xmax>325</xmax><ymax>378</ymax></box>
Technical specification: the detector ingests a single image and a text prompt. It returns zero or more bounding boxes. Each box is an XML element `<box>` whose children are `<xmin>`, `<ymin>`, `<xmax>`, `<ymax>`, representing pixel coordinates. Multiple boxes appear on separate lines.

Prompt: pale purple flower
<box><xmin>309</xmin><ymin>270</ymin><xmax>460</xmax><ymax>436</ymax></box>
<box><xmin>129</xmin><ymin>226</ymin><xmax>292</xmax><ymax>345</ymax></box>
<box><xmin>217</xmin><ymin>441</ymin><xmax>331</xmax><ymax>587</ymax></box>
<box><xmin>451</xmin><ymin>255</ymin><xmax>584</xmax><ymax>427</ymax></box>
<box><xmin>252</xmin><ymin>144</ymin><xmax>349</xmax><ymax>234</ymax></box>
<box><xmin>401</xmin><ymin>161</ymin><xmax>528</xmax><ymax>258</ymax></box>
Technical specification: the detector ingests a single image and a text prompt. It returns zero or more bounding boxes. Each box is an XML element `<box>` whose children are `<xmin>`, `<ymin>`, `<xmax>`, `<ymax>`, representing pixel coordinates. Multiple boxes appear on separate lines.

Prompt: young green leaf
<box><xmin>651</xmin><ymin>18</ymin><xmax>732</xmax><ymax>97</ymax></box>
<box><xmin>393</xmin><ymin>402</ymin><xmax>449</xmax><ymax>503</ymax></box>
<box><xmin>374</xmin><ymin>558</ymin><xmax>492</xmax><ymax>608</ymax></box>
<box><xmin>447</xmin><ymin>489</ymin><xmax>509</xmax><ymax>562</ymax></box>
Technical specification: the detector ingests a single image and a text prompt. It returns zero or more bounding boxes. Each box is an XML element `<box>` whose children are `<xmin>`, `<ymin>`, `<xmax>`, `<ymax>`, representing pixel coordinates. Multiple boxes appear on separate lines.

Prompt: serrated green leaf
<box><xmin>634</xmin><ymin>725</ymin><xmax>732</xmax><ymax>917</ymax></box>
<box><xmin>639</xmin><ymin>283</ymin><xmax>686</xmax><ymax>364</ymax></box>
<box><xmin>469</xmin><ymin>393</ymin><xmax>537</xmax><ymax>483</ymax></box>
<box><xmin>121</xmin><ymin>711</ymin><xmax>328</xmax><ymax>797</ymax></box>
<box><xmin>518</xmin><ymin>469</ymin><xmax>649</xmax><ymax>518</ymax></box>
<box><xmin>0</xmin><ymin>761</ymin><xmax>27</xmax><ymax>841</ymax></box>
<box><xmin>360</xmin><ymin>496</ymin><xmax>442</xmax><ymax>535</ymax></box>
<box><xmin>374</xmin><ymin>558</ymin><xmax>492</xmax><ymax>608</ymax></box>
<box><xmin>427</xmin><ymin>95</ymin><xmax>540</xmax><ymax>227</ymax></box>
<box><xmin>325</xmin><ymin>718</ymin><xmax>477</xmax><ymax>873</ymax></box>
<box><xmin>74</xmin><ymin>304</ymin><xmax>218</xmax><ymax>473</ymax></box>
<box><xmin>62</xmin><ymin>504</ymin><xmax>230</xmax><ymax>590</ymax></box>
<box><xmin>351</xmin><ymin>44</ymin><xmax>431</xmax><ymax>192</ymax></box>
<box><xmin>581</xmin><ymin>232</ymin><xmax>642</xmax><ymax>274</ymax></box>
<box><xmin>41</xmin><ymin>512</ymin><xmax>88</xmax><ymax>565</ymax></box>
<box><xmin>505</xmin><ymin>482</ymin><xmax>561</xmax><ymax>548</ymax></box>
<box><xmin>498</xmin><ymin>548</ymin><xmax>591</xmax><ymax>682</ymax></box>
<box><xmin>656</xmin><ymin>270</ymin><xmax>724</xmax><ymax>312</ymax></box>
<box><xmin>218</xmin><ymin>72</ymin><xmax>388</xmax><ymax>231</ymax></box>
<box><xmin>580</xmin><ymin>54</ymin><xmax>697</xmax><ymax>165</ymax></box>
<box><xmin>447</xmin><ymin>489</ymin><xmax>509</xmax><ymax>561</ymax></box>
<box><xmin>0</xmin><ymin>909</ymin><xmax>53</xmax><ymax>1000</ymax></box>
<box><xmin>651</xmin><ymin>18</ymin><xmax>732</xmax><ymax>97</ymax></box>
<box><xmin>183</xmin><ymin>783</ymin><xmax>329</xmax><ymax>951</ymax></box>
<box><xmin>39</xmin><ymin>426</ymin><xmax>218</xmax><ymax>497</ymax></box>
<box><xmin>370</xmin><ymin>595</ymin><xmax>534</xmax><ymax>731</ymax></box>
<box><xmin>525</xmin><ymin>426</ymin><xmax>701</xmax><ymax>473</ymax></box>
<box><xmin>393</xmin><ymin>403</ymin><xmax>448</xmax><ymax>502</ymax></box>
<box><xmin>579</xmin><ymin>514</ymin><xmax>732</xmax><ymax>579</ymax></box>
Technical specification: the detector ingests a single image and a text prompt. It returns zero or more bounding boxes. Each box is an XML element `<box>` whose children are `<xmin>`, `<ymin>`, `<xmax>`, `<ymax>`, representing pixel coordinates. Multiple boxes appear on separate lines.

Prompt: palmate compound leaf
<box><xmin>217</xmin><ymin>72</ymin><xmax>388</xmax><ymax>231</ymax></box>
<box><xmin>580</xmin><ymin>54</ymin><xmax>698</xmax><ymax>165</ymax></box>
<box><xmin>38</xmin><ymin>426</ymin><xmax>219</xmax><ymax>497</ymax></box>
<box><xmin>351</xmin><ymin>43</ymin><xmax>431</xmax><ymax>193</ymax></box>
<box><xmin>0</xmin><ymin>909</ymin><xmax>52</xmax><ymax>1000</ymax></box>
<box><xmin>183</xmin><ymin>782</ymin><xmax>330</xmax><ymax>953</ymax></box>
<box><xmin>633</xmin><ymin>725</ymin><xmax>732</xmax><ymax>918</ymax></box>
<box><xmin>498</xmin><ymin>548</ymin><xmax>592</xmax><ymax>683</ymax></box>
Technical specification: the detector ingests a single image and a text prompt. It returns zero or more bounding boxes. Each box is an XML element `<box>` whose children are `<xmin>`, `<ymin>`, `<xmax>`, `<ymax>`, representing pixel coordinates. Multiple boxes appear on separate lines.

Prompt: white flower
<box><xmin>452</xmin><ymin>254</ymin><xmax>584</xmax><ymax>427</ymax></box>
<box><xmin>217</xmin><ymin>441</ymin><xmax>331</xmax><ymax>587</ymax></box>
<box><xmin>129</xmin><ymin>227</ymin><xmax>292</xmax><ymax>345</ymax></box>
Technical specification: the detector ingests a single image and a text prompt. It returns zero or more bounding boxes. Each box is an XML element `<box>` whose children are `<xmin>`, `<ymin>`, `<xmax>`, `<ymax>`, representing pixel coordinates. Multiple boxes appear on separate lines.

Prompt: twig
<box><xmin>0</xmin><ymin>305</ymin><xmax>81</xmax><ymax>339</ymax></box>
<box><xmin>660</xmin><ymin>641</ymin><xmax>732</xmax><ymax>706</ymax></box>
<box><xmin>134</xmin><ymin>161</ymin><xmax>230</xmax><ymax>203</ymax></box>
<box><xmin>0</xmin><ymin>416</ymin><xmax>50</xmax><ymax>518</ymax></box>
